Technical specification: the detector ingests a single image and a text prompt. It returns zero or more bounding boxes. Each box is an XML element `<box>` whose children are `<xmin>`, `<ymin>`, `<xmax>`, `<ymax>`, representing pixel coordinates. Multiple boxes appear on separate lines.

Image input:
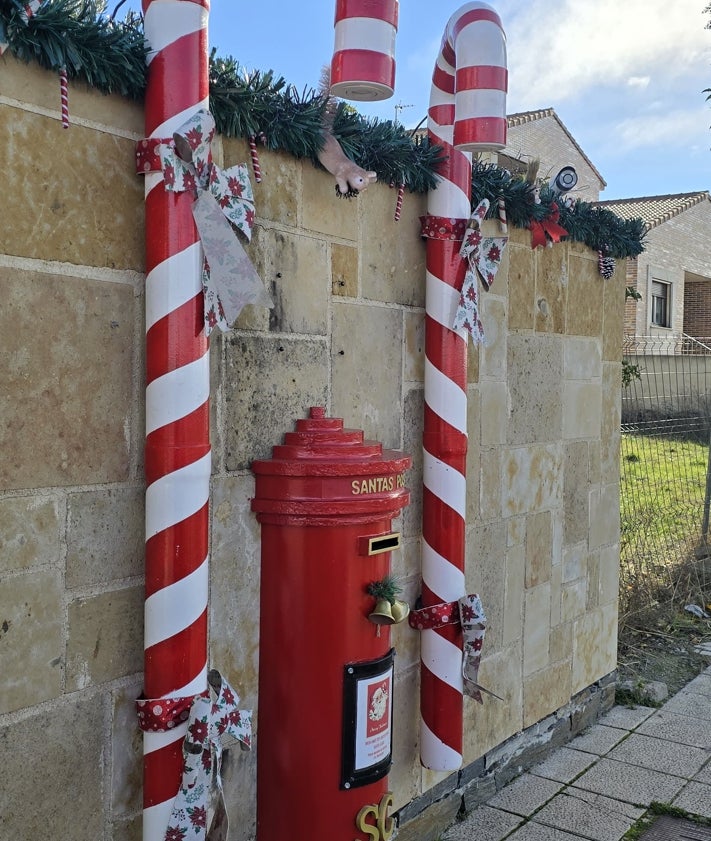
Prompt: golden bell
<box><xmin>390</xmin><ymin>599</ymin><xmax>410</xmax><ymax>624</ymax></box>
<box><xmin>369</xmin><ymin>598</ymin><xmax>395</xmax><ymax>625</ymax></box>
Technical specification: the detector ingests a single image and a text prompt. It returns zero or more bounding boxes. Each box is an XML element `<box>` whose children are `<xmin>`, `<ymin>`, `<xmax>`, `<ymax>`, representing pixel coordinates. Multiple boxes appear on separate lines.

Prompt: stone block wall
<box><xmin>0</xmin><ymin>55</ymin><xmax>623</xmax><ymax>841</ymax></box>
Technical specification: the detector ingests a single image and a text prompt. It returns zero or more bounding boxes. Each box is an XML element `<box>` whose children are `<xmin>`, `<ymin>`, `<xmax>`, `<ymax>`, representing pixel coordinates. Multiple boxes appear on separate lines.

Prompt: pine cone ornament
<box><xmin>598</xmin><ymin>249</ymin><xmax>615</xmax><ymax>279</ymax></box>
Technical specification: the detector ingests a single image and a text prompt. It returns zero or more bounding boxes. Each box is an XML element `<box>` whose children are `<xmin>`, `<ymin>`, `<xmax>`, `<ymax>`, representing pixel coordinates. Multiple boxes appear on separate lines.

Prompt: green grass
<box><xmin>620</xmin><ymin>432</ymin><xmax>709</xmax><ymax>615</ymax></box>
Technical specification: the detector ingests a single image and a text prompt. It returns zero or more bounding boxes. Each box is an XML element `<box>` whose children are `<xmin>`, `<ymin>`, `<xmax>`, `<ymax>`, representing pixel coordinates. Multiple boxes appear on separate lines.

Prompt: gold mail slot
<box><xmin>359</xmin><ymin>532</ymin><xmax>401</xmax><ymax>556</ymax></box>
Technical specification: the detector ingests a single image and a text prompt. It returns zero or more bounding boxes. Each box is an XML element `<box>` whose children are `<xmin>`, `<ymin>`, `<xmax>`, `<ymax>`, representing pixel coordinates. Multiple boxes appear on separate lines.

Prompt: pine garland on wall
<box><xmin>0</xmin><ymin>0</ymin><xmax>647</xmax><ymax>258</ymax></box>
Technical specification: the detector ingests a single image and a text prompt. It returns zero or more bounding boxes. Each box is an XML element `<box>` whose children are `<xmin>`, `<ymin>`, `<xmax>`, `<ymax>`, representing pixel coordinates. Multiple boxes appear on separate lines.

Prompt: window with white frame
<box><xmin>651</xmin><ymin>280</ymin><xmax>671</xmax><ymax>327</ymax></box>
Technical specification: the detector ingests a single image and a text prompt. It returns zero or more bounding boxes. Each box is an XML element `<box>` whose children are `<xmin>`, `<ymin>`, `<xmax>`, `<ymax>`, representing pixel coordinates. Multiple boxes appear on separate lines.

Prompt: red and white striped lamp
<box><xmin>330</xmin><ymin>0</ymin><xmax>399</xmax><ymax>101</ymax></box>
<box><xmin>420</xmin><ymin>1</ymin><xmax>506</xmax><ymax>771</ymax></box>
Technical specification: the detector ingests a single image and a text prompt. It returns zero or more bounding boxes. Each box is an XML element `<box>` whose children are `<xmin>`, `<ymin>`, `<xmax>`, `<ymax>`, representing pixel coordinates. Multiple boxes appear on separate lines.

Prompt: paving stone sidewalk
<box><xmin>443</xmin><ymin>667</ymin><xmax>711</xmax><ymax>841</ymax></box>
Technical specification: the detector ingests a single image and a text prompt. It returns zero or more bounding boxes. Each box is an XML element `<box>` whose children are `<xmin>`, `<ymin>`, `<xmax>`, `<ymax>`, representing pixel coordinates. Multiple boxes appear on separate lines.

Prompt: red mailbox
<box><xmin>251</xmin><ymin>407</ymin><xmax>411</xmax><ymax>841</ymax></box>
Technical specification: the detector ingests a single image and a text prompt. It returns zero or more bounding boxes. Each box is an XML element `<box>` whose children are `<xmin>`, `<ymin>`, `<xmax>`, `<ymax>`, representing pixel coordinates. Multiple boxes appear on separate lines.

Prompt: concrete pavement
<box><xmin>442</xmin><ymin>667</ymin><xmax>711</xmax><ymax>841</ymax></box>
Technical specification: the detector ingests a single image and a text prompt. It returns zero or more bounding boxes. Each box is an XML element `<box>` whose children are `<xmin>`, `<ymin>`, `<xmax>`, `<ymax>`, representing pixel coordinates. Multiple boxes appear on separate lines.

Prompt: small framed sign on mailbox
<box><xmin>341</xmin><ymin>649</ymin><xmax>394</xmax><ymax>789</ymax></box>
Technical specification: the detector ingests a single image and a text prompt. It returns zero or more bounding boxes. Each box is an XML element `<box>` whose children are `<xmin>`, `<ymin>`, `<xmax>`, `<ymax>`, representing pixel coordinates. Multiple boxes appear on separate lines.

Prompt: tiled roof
<box><xmin>595</xmin><ymin>192</ymin><xmax>711</xmax><ymax>230</ymax></box>
<box><xmin>505</xmin><ymin>108</ymin><xmax>606</xmax><ymax>187</ymax></box>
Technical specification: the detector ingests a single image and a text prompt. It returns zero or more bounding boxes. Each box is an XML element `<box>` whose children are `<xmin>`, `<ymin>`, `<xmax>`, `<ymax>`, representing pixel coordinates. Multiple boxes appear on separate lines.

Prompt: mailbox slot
<box><xmin>359</xmin><ymin>532</ymin><xmax>401</xmax><ymax>556</ymax></box>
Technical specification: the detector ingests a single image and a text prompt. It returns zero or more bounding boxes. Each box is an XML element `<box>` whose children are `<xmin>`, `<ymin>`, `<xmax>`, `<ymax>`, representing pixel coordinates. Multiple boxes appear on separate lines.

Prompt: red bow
<box><xmin>529</xmin><ymin>202</ymin><xmax>568</xmax><ymax>249</ymax></box>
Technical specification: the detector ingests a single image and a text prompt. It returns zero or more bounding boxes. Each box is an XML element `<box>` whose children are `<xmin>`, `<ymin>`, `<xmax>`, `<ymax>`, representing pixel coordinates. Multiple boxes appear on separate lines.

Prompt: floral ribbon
<box><xmin>419</xmin><ymin>215</ymin><xmax>468</xmax><ymax>241</ymax></box>
<box><xmin>529</xmin><ymin>201</ymin><xmax>568</xmax><ymax>250</ymax></box>
<box><xmin>150</xmin><ymin>109</ymin><xmax>272</xmax><ymax>334</ymax></box>
<box><xmin>453</xmin><ymin>199</ymin><xmax>508</xmax><ymax>344</ymax></box>
<box><xmin>136</xmin><ymin>670</ymin><xmax>252</xmax><ymax>841</ymax></box>
<box><xmin>409</xmin><ymin>594</ymin><xmax>501</xmax><ymax>704</ymax></box>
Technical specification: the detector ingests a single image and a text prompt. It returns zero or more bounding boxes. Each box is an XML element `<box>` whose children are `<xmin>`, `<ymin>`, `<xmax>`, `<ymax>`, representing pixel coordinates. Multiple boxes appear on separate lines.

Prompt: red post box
<box><xmin>251</xmin><ymin>407</ymin><xmax>411</xmax><ymax>841</ymax></box>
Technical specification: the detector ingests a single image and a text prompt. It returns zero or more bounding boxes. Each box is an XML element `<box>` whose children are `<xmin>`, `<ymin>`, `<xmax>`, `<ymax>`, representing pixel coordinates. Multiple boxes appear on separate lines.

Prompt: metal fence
<box><xmin>620</xmin><ymin>335</ymin><xmax>711</xmax><ymax>620</ymax></box>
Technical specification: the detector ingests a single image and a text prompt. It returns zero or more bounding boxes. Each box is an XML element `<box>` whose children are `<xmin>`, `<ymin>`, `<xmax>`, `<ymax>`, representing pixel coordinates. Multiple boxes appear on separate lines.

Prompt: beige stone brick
<box><xmin>562</xmin><ymin>542</ymin><xmax>588</xmax><ymax>584</ymax></box>
<box><xmin>0</xmin><ymin>495</ymin><xmax>60</xmax><ymax>573</ymax></box>
<box><xmin>480</xmin><ymin>448</ymin><xmax>502</xmax><ymax>521</ymax></box>
<box><xmin>2</xmin><ymin>52</ymin><xmax>143</xmax><ymax>133</ymax></box>
<box><xmin>480</xmin><ymin>381</ymin><xmax>509</xmax><ymax>446</ymax></box>
<box><xmin>562</xmin><ymin>579</ymin><xmax>587</xmax><ymax>624</ymax></box>
<box><xmin>209</xmin><ymin>475</ymin><xmax>262</xmax><ymax>708</ymax></box>
<box><xmin>599</xmin><ymin>544</ymin><xmax>620</xmax><ymax>606</ymax></box>
<box><xmin>481</xmin><ymin>297</ymin><xmax>507</xmax><ymax>379</ymax></box>
<box><xmin>564</xmin><ymin>337</ymin><xmax>602</xmax><ymax>380</ymax></box>
<box><xmin>504</xmin><ymin>543</ymin><xmax>525</xmax><ymax>646</ymax></box>
<box><xmin>508</xmin><ymin>245</ymin><xmax>536</xmax><ymax>331</ymax></box>
<box><xmin>0</xmin><ymin>269</ymin><xmax>134</xmax><ymax>490</ymax></box>
<box><xmin>0</xmin><ymin>570</ymin><xmax>63</xmax><ymax>713</ymax></box>
<box><xmin>332</xmin><ymin>242</ymin><xmax>359</xmax><ymax>297</ymax></box>
<box><xmin>550</xmin><ymin>561</ymin><xmax>563</xmax><ymax>627</ymax></box>
<box><xmin>112</xmin><ymin>815</ymin><xmax>142</xmax><ymax>841</ymax></box>
<box><xmin>464</xmin><ymin>644</ymin><xmax>524</xmax><ymax>761</ymax></box>
<box><xmin>564</xmin><ymin>441</ymin><xmax>589</xmax><ymax>545</ymax></box>
<box><xmin>466</xmin><ymin>521</ymin><xmax>507</xmax><ymax>655</ymax></box>
<box><xmin>359</xmin><ymin>184</ymin><xmax>426</xmax><ymax>308</ymax></box>
<box><xmin>1</xmin><ymin>108</ymin><xmax>144</xmax><ymax>270</ymax></box>
<box><xmin>550</xmin><ymin>622</ymin><xmax>573</xmax><ymax>664</ymax></box>
<box><xmin>255</xmin><ymin>227</ymin><xmax>329</xmax><ymax>335</ymax></box>
<box><xmin>0</xmin><ymin>695</ymin><xmax>105</xmax><ymax>839</ymax></box>
<box><xmin>602</xmin><ymin>271</ymin><xmax>626</xmax><ymax>362</ymax></box>
<box><xmin>563</xmin><ymin>381</ymin><xmax>602</xmax><ymax>439</ymax></box>
<box><xmin>465</xmin><ymin>387</ymin><xmax>482</xmax><ymax>522</ymax></box>
<box><xmin>404</xmin><ymin>310</ymin><xmax>425</xmax><ymax>383</ymax></box>
<box><xmin>224</xmin><ymin>139</ymin><xmax>300</xmax><ymax>228</ymax></box>
<box><xmin>586</xmin><ymin>550</ymin><xmax>601</xmax><ymax>610</ymax></box>
<box><xmin>502</xmin><ymin>445</ymin><xmax>564</xmax><ymax>517</ymax></box>
<box><xmin>535</xmin><ymin>246</ymin><xmax>568</xmax><ymax>334</ymax></box>
<box><xmin>572</xmin><ymin>602</ymin><xmax>618</xmax><ymax>693</ymax></box>
<box><xmin>508</xmin><ymin>516</ymin><xmax>526</xmax><ymax>547</ymax></box>
<box><xmin>523</xmin><ymin>659</ymin><xmax>572</xmax><ymax>728</ymax></box>
<box><xmin>391</xmin><ymin>572</ymin><xmax>422</xmax><ymax>671</ymax></box>
<box><xmin>390</xmin><ymin>665</ymin><xmax>423</xmax><ymax>810</ymax></box>
<box><xmin>525</xmin><ymin>510</ymin><xmax>553</xmax><ymax>588</ymax></box>
<box><xmin>567</xmin><ymin>254</ymin><xmax>604</xmax><ymax>337</ymax></box>
<box><xmin>111</xmin><ymin>679</ymin><xmax>143</xmax><ymax>818</ymax></box>
<box><xmin>66</xmin><ymin>586</ymin><xmax>143</xmax><ymax>690</ymax></box>
<box><xmin>507</xmin><ymin>334</ymin><xmax>563</xmax><ymax>445</ymax></box>
<box><xmin>332</xmin><ymin>302</ymin><xmax>403</xmax><ymax>448</ymax></box>
<box><xmin>66</xmin><ymin>487</ymin><xmax>143</xmax><ymax>588</ymax></box>
<box><xmin>402</xmin><ymin>388</ymin><xmax>424</xmax><ymax>539</ymax></box>
<box><xmin>588</xmin><ymin>440</ymin><xmax>602</xmax><ymax>486</ymax></box>
<box><xmin>523</xmin><ymin>583</ymin><xmax>551</xmax><ymax>676</ymax></box>
<box><xmin>600</xmin><ymin>362</ymin><xmax>622</xmax><ymax>484</ymax></box>
<box><xmin>302</xmin><ymin>161</ymin><xmax>358</xmax><ymax>240</ymax></box>
<box><xmin>232</xmin><ymin>224</ymin><xmax>271</xmax><ymax>332</ymax></box>
<box><xmin>224</xmin><ymin>335</ymin><xmax>329</xmax><ymax>470</ymax></box>
<box><xmin>221</xmin><ymin>736</ymin><xmax>257</xmax><ymax>841</ymax></box>
<box><xmin>589</xmin><ymin>483</ymin><xmax>620</xmax><ymax>549</ymax></box>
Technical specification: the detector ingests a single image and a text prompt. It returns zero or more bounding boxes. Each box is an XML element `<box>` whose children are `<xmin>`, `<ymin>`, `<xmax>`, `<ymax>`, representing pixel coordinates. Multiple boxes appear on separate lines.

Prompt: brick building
<box><xmin>596</xmin><ymin>192</ymin><xmax>711</xmax><ymax>349</ymax></box>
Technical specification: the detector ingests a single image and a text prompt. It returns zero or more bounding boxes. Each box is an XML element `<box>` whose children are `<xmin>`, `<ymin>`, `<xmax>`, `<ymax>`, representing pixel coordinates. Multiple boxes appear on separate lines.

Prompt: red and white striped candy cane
<box><xmin>421</xmin><ymin>1</ymin><xmax>506</xmax><ymax>771</ymax></box>
<box><xmin>59</xmin><ymin>66</ymin><xmax>69</xmax><ymax>129</ymax></box>
<box><xmin>141</xmin><ymin>2</ymin><xmax>210</xmax><ymax>839</ymax></box>
<box><xmin>394</xmin><ymin>182</ymin><xmax>404</xmax><ymax>221</ymax></box>
<box><xmin>330</xmin><ymin>0</ymin><xmax>399</xmax><ymax>101</ymax></box>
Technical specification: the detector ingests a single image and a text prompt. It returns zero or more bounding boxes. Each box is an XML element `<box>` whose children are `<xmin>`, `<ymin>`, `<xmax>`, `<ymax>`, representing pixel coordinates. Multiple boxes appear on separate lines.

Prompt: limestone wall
<box><xmin>0</xmin><ymin>54</ymin><xmax>623</xmax><ymax>841</ymax></box>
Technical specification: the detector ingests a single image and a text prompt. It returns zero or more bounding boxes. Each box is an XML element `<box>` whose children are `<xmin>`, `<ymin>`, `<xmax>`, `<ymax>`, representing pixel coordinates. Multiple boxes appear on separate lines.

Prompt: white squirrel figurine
<box><xmin>317</xmin><ymin>66</ymin><xmax>377</xmax><ymax>197</ymax></box>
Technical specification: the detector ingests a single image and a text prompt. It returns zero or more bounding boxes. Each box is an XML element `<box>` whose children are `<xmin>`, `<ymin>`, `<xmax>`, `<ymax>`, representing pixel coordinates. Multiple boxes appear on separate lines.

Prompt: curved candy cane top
<box><xmin>430</xmin><ymin>1</ymin><xmax>507</xmax><ymax>154</ymax></box>
<box><xmin>331</xmin><ymin>0</ymin><xmax>399</xmax><ymax>100</ymax></box>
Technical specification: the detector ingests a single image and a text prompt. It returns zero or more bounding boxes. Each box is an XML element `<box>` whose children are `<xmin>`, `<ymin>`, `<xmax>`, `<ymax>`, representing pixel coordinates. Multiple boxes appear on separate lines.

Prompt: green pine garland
<box><xmin>0</xmin><ymin>0</ymin><xmax>647</xmax><ymax>257</ymax></box>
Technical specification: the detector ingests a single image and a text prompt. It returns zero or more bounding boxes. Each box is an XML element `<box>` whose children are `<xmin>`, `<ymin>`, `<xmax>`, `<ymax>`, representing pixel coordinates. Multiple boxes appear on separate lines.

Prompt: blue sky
<box><xmin>127</xmin><ymin>0</ymin><xmax>711</xmax><ymax>200</ymax></box>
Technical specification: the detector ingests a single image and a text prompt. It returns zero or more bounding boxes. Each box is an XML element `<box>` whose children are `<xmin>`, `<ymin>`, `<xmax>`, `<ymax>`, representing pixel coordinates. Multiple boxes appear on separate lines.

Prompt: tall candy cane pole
<box><xmin>420</xmin><ymin>2</ymin><xmax>506</xmax><ymax>770</ymax></box>
<box><xmin>140</xmin><ymin>2</ymin><xmax>211</xmax><ymax>839</ymax></box>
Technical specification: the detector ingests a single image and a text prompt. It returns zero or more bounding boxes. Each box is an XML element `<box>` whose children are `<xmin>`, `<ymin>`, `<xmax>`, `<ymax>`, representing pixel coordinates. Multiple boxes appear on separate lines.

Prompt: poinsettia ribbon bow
<box><xmin>529</xmin><ymin>202</ymin><xmax>568</xmax><ymax>250</ymax></box>
<box><xmin>136</xmin><ymin>670</ymin><xmax>252</xmax><ymax>841</ymax></box>
<box><xmin>453</xmin><ymin>199</ymin><xmax>508</xmax><ymax>344</ymax></box>
<box><xmin>159</xmin><ymin>109</ymin><xmax>272</xmax><ymax>334</ymax></box>
<box><xmin>408</xmin><ymin>594</ymin><xmax>501</xmax><ymax>704</ymax></box>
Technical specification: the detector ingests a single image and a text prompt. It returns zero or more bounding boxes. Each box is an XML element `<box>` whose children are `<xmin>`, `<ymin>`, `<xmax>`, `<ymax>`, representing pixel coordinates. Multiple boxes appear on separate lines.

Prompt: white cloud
<box><xmin>614</xmin><ymin>108</ymin><xmax>709</xmax><ymax>151</ymax></box>
<box><xmin>503</xmin><ymin>0</ymin><xmax>709</xmax><ymax>106</ymax></box>
<box><xmin>628</xmin><ymin>76</ymin><xmax>651</xmax><ymax>89</ymax></box>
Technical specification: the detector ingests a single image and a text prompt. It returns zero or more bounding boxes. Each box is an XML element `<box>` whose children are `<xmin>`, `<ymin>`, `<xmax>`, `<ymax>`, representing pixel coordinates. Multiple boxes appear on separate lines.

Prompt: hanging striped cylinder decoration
<box><xmin>420</xmin><ymin>1</ymin><xmax>506</xmax><ymax>771</ymax></box>
<box><xmin>140</xmin><ymin>2</ymin><xmax>211</xmax><ymax>840</ymax></box>
<box><xmin>330</xmin><ymin>0</ymin><xmax>399</xmax><ymax>101</ymax></box>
